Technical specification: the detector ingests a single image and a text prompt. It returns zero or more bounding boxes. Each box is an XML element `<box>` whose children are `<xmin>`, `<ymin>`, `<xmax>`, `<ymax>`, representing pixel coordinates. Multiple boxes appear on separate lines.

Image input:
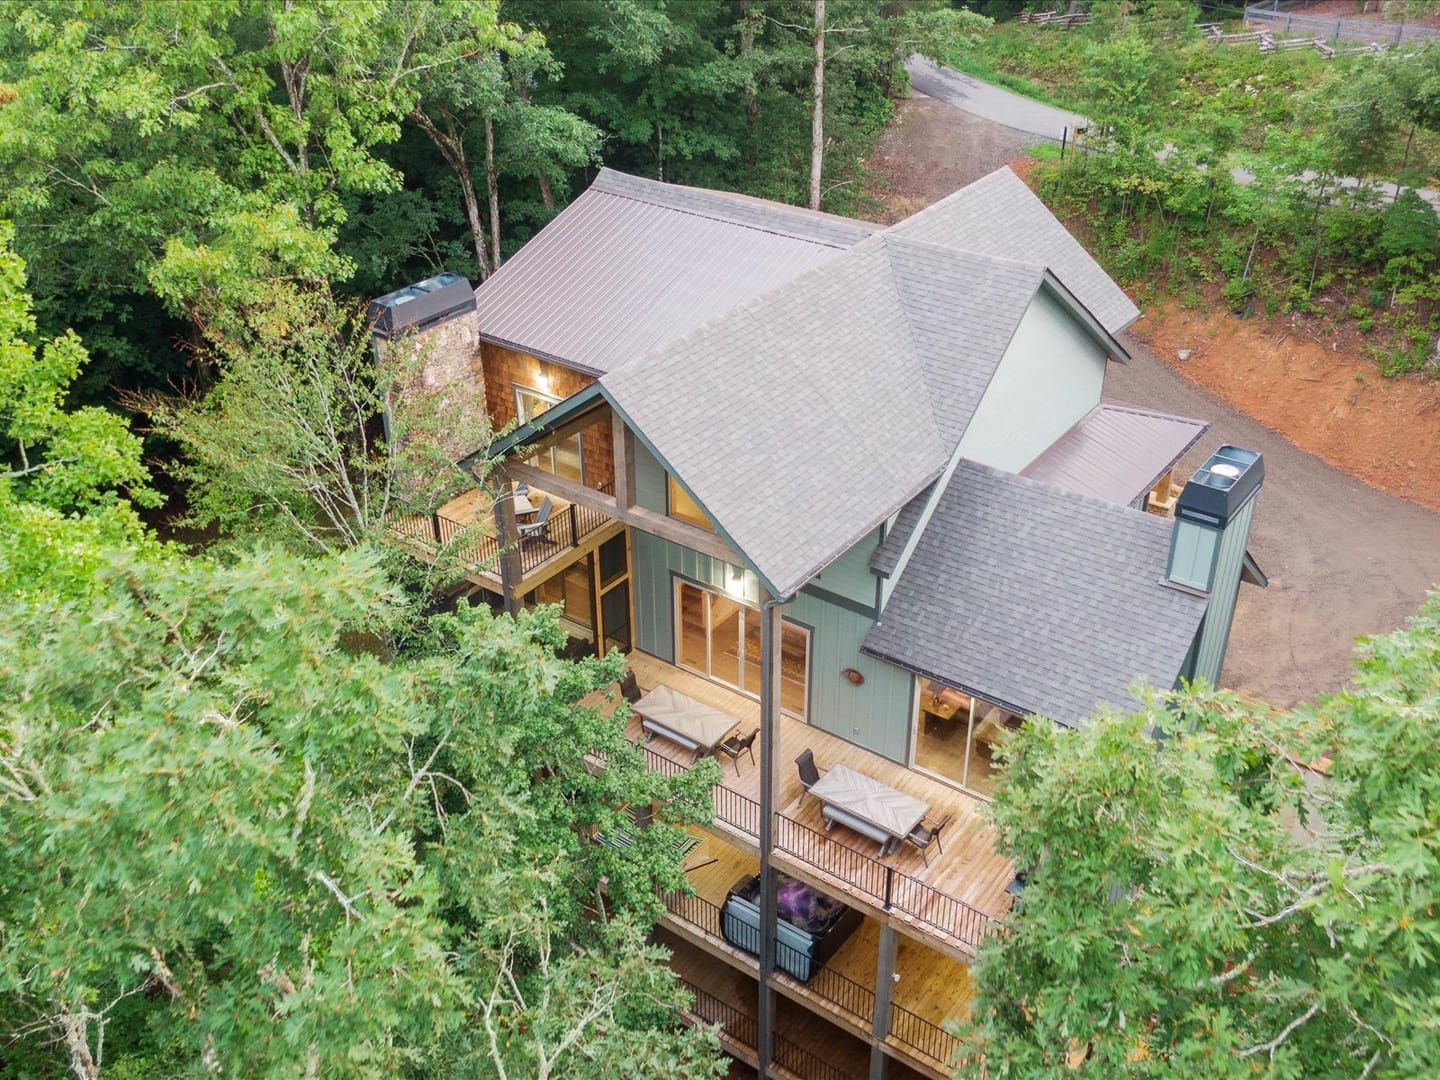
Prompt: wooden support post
<box><xmin>756</xmin><ymin>595</ymin><xmax>785</xmax><ymax>1076</ymax></box>
<box><xmin>612</xmin><ymin>412</ymin><xmax>636</xmax><ymax>511</ymax></box>
<box><xmin>869</xmin><ymin>923</ymin><xmax>900</xmax><ymax>1080</ymax></box>
<box><xmin>493</xmin><ymin>478</ymin><xmax>523</xmax><ymax>617</ymax></box>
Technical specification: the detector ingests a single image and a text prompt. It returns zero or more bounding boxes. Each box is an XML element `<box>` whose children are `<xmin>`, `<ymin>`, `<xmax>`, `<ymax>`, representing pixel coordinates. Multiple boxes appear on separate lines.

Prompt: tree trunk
<box><xmin>410</xmin><ymin>107</ymin><xmax>493</xmax><ymax>280</ymax></box>
<box><xmin>810</xmin><ymin>0</ymin><xmax>825</xmax><ymax>211</ymax></box>
<box><xmin>538</xmin><ymin>175</ymin><xmax>555</xmax><ymax>211</ymax></box>
<box><xmin>485</xmin><ymin>116</ymin><xmax>501</xmax><ymax>272</ymax></box>
<box><xmin>741</xmin><ymin>1</ymin><xmax>759</xmax><ymax>125</ymax></box>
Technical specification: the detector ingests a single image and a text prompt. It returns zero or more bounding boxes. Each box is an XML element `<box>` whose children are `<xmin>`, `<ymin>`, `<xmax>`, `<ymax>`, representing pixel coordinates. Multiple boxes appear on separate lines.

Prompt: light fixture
<box><xmin>725</xmin><ymin>565</ymin><xmax>746</xmax><ymax>598</ymax></box>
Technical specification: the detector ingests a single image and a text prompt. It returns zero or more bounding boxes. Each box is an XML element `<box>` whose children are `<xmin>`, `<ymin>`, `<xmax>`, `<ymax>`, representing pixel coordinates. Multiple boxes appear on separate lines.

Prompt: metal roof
<box><xmin>1021</xmin><ymin>402</ymin><xmax>1210</xmax><ymax>506</ymax></box>
<box><xmin>863</xmin><ymin>461</ymin><xmax>1209</xmax><ymax>725</ymax></box>
<box><xmin>887</xmin><ymin>167</ymin><xmax>1140</xmax><ymax>334</ymax></box>
<box><xmin>472</xmin><ymin>168</ymin><xmax>877</xmax><ymax>375</ymax></box>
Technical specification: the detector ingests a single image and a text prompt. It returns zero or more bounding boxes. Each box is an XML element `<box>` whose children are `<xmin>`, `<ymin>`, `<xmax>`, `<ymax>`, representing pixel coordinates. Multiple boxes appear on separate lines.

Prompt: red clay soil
<box><xmin>1132</xmin><ymin>302</ymin><xmax>1440</xmax><ymax>512</ymax></box>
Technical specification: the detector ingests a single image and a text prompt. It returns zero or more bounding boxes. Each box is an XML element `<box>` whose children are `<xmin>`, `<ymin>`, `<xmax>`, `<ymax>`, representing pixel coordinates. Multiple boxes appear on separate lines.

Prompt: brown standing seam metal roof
<box><xmin>471</xmin><ymin>168</ymin><xmax>878</xmax><ymax>375</ymax></box>
<box><xmin>1021</xmin><ymin>403</ymin><xmax>1210</xmax><ymax>507</ymax></box>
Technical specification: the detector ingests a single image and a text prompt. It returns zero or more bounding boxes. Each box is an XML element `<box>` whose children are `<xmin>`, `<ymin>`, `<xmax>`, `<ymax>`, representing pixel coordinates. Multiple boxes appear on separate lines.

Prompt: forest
<box><xmin>4</xmin><ymin>3</ymin><xmax>1440</xmax><ymax>1078</ymax></box>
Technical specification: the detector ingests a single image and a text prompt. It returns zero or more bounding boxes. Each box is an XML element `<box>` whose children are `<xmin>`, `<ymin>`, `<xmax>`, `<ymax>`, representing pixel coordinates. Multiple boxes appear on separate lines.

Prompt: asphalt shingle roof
<box><xmin>602</xmin><ymin>235</ymin><xmax>1051</xmax><ymax>598</ymax></box>
<box><xmin>887</xmin><ymin>167</ymin><xmax>1140</xmax><ymax>334</ymax></box>
<box><xmin>863</xmin><ymin>460</ymin><xmax>1208</xmax><ymax>725</ymax></box>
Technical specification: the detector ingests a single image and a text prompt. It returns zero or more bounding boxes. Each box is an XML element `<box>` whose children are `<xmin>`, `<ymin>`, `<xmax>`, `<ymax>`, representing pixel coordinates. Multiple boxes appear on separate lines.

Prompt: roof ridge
<box><xmin>591</xmin><ymin>167</ymin><xmax>876</xmax><ymax>248</ymax></box>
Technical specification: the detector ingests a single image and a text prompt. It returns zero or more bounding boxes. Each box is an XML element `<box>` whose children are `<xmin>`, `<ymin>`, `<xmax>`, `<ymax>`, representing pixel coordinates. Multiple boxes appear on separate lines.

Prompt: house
<box><xmin>373</xmin><ymin>167</ymin><xmax>1266</xmax><ymax>1079</ymax></box>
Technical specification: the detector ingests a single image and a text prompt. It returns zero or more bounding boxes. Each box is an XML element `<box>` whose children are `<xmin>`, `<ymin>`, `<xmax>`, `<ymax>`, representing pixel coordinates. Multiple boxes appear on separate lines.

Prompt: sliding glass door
<box><xmin>674</xmin><ymin>580</ymin><xmax>809</xmax><ymax>720</ymax></box>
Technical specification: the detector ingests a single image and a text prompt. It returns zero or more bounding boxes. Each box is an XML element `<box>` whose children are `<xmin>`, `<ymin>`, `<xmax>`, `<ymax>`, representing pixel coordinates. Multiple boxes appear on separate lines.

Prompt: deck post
<box><xmin>756</xmin><ymin>595</ymin><xmax>785</xmax><ymax>1075</ymax></box>
<box><xmin>868</xmin><ymin>924</ymin><xmax>900</xmax><ymax>1080</ymax></box>
<box><xmin>612</xmin><ymin>412</ymin><xmax>636</xmax><ymax>511</ymax></box>
<box><xmin>492</xmin><ymin>476</ymin><xmax>523</xmax><ymax>616</ymax></box>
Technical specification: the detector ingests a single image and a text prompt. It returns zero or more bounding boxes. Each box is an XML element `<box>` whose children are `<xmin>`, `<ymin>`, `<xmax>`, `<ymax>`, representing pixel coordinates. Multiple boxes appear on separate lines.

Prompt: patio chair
<box><xmin>617</xmin><ymin>669</ymin><xmax>643</xmax><ymax>704</ymax></box>
<box><xmin>714</xmin><ymin>728</ymin><xmax>758</xmax><ymax>776</ymax></box>
<box><xmin>904</xmin><ymin>812</ymin><xmax>952</xmax><ymax>866</ymax></box>
<box><xmin>517</xmin><ymin>497</ymin><xmax>553</xmax><ymax>543</ymax></box>
<box><xmin>795</xmin><ymin>748</ymin><xmax>824</xmax><ymax>809</ymax></box>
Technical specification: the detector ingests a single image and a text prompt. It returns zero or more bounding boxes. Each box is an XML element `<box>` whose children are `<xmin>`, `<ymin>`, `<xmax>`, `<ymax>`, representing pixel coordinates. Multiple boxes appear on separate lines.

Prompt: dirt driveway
<box><xmin>866</xmin><ymin>93</ymin><xmax>1440</xmax><ymax>707</ymax></box>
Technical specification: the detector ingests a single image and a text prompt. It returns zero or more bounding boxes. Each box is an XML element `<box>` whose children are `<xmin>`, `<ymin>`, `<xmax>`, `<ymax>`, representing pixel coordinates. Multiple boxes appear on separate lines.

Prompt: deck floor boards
<box><xmin>595</xmin><ymin>652</ymin><xmax>1017</xmax><ymax>957</ymax></box>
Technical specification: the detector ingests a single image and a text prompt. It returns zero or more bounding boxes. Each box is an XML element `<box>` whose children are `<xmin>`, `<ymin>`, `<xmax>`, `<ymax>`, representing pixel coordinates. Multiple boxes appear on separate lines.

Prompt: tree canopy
<box><xmin>958</xmin><ymin>595</ymin><xmax>1440</xmax><ymax>1078</ymax></box>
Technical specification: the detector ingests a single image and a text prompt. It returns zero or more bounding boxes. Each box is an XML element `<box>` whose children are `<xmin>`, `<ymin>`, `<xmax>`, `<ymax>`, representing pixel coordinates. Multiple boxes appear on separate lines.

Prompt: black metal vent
<box><xmin>1175</xmin><ymin>446</ymin><xmax>1263</xmax><ymax>527</ymax></box>
<box><xmin>368</xmin><ymin>272</ymin><xmax>476</xmax><ymax>338</ymax></box>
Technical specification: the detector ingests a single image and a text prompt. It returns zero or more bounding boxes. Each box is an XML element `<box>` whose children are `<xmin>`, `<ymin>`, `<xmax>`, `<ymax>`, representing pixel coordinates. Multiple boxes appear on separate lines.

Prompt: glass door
<box><xmin>674</xmin><ymin>579</ymin><xmax>809</xmax><ymax>720</ymax></box>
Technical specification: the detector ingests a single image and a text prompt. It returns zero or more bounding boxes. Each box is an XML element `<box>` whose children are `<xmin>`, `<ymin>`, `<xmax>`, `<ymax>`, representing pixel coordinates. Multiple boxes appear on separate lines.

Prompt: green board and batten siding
<box><xmin>630</xmin><ymin>529</ymin><xmax>916</xmax><ymax>762</ymax></box>
<box><xmin>878</xmin><ymin>288</ymin><xmax>1111</xmax><ymax>607</ymax></box>
<box><xmin>1190</xmin><ymin>493</ymin><xmax>1259</xmax><ymax>688</ymax></box>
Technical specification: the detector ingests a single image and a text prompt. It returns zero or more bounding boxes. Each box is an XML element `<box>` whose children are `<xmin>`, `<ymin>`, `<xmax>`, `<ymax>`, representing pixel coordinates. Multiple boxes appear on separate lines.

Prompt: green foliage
<box><xmin>958</xmin><ymin>594</ymin><xmax>1440</xmax><ymax>1078</ymax></box>
<box><xmin>975</xmin><ymin>19</ymin><xmax>1440</xmax><ymax>375</ymax></box>
<box><xmin>0</xmin><ymin>545</ymin><xmax>725</xmax><ymax>1078</ymax></box>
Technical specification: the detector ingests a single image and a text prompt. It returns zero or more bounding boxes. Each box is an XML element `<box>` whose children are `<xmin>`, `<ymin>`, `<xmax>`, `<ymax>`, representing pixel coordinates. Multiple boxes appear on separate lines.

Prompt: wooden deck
<box><xmin>393</xmin><ymin>484</ymin><xmax>623</xmax><ymax>595</ymax></box>
<box><xmin>657</xmin><ymin>923</ymin><xmax>937</xmax><ymax>1080</ymax></box>
<box><xmin>595</xmin><ymin>653</ymin><xmax>1018</xmax><ymax>963</ymax></box>
<box><xmin>664</xmin><ymin>831</ymin><xmax>974</xmax><ymax>1076</ymax></box>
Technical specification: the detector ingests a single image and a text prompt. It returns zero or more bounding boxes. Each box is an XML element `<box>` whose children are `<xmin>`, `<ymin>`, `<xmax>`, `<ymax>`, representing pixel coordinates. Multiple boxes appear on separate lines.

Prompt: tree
<box><xmin>137</xmin><ymin>280</ymin><xmax>487</xmax><ymax>590</ymax></box>
<box><xmin>956</xmin><ymin>594</ymin><xmax>1440</xmax><ymax>1078</ymax></box>
<box><xmin>0</xmin><ymin>220</ymin><xmax>165</xmax><ymax>602</ymax></box>
<box><xmin>0</xmin><ymin>544</ymin><xmax>726</xmax><ymax>1078</ymax></box>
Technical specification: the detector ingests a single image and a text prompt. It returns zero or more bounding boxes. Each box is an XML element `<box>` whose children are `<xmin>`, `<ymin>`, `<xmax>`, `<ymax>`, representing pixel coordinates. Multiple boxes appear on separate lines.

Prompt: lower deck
<box><xmin>663</xmin><ymin>831</ymin><xmax>972</xmax><ymax>1077</ymax></box>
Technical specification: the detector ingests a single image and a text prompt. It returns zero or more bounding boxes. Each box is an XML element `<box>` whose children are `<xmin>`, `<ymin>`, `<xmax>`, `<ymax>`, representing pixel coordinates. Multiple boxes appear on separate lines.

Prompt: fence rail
<box><xmin>1245</xmin><ymin>2</ymin><xmax>1440</xmax><ymax>44</ymax></box>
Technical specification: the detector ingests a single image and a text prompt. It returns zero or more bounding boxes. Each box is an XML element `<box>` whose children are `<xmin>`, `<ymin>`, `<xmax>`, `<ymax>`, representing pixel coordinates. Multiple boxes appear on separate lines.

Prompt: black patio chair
<box><xmin>714</xmin><ymin>728</ymin><xmax>758</xmax><ymax>776</ymax></box>
<box><xmin>617</xmin><ymin>669</ymin><xmax>643</xmax><ymax>704</ymax></box>
<box><xmin>904</xmin><ymin>812</ymin><xmax>953</xmax><ymax>866</ymax></box>
<box><xmin>795</xmin><ymin>748</ymin><xmax>824</xmax><ymax>808</ymax></box>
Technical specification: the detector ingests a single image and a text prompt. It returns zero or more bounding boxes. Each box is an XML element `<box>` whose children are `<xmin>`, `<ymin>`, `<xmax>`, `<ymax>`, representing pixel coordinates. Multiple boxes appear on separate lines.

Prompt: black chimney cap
<box><xmin>368</xmin><ymin>272</ymin><xmax>476</xmax><ymax>338</ymax></box>
<box><xmin>1176</xmin><ymin>446</ymin><xmax>1263</xmax><ymax>527</ymax></box>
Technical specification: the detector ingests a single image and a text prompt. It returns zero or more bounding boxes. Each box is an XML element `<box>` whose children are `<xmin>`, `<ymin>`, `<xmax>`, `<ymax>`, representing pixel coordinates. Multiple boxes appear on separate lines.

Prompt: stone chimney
<box><xmin>1166</xmin><ymin>446</ymin><xmax>1264</xmax><ymax>687</ymax></box>
<box><xmin>368</xmin><ymin>273</ymin><xmax>485</xmax><ymax>460</ymax></box>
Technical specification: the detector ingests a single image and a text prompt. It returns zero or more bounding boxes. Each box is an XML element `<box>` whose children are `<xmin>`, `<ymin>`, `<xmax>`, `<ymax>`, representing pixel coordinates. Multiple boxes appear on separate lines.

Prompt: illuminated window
<box><xmin>667</xmin><ymin>474</ymin><xmax>714</xmax><ymax>531</ymax></box>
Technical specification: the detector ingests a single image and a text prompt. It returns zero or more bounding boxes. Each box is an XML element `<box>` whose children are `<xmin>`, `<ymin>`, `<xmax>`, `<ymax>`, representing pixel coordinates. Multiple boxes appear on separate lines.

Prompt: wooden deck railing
<box><xmin>679</xmin><ymin>978</ymin><xmax>852</xmax><ymax>1080</ymax></box>
<box><xmin>660</xmin><ymin>891</ymin><xmax>877</xmax><ymax>1028</ymax></box>
<box><xmin>890</xmin><ymin>1000</ymin><xmax>961</xmax><ymax>1069</ymax></box>
<box><xmin>636</xmin><ymin>748</ymin><xmax>1004</xmax><ymax>953</ymax></box>
<box><xmin>416</xmin><ymin>482</ymin><xmax>616</xmax><ymax>579</ymax></box>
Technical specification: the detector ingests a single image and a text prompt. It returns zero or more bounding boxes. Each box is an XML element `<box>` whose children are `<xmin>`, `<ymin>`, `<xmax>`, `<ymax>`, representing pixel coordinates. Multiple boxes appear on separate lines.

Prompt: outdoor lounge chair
<box><xmin>904</xmin><ymin>812</ymin><xmax>952</xmax><ymax>866</ymax></box>
<box><xmin>714</xmin><ymin>728</ymin><xmax>758</xmax><ymax>776</ymax></box>
<box><xmin>617</xmin><ymin>669</ymin><xmax>643</xmax><ymax>704</ymax></box>
<box><xmin>795</xmin><ymin>748</ymin><xmax>824</xmax><ymax>808</ymax></box>
<box><xmin>517</xmin><ymin>496</ymin><xmax>553</xmax><ymax>543</ymax></box>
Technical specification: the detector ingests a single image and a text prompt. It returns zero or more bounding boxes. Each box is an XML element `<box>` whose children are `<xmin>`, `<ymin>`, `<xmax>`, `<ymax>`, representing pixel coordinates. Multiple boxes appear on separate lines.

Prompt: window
<box><xmin>515</xmin><ymin>384</ymin><xmax>584</xmax><ymax>483</ymax></box>
<box><xmin>674</xmin><ymin>579</ymin><xmax>808</xmax><ymax>719</ymax></box>
<box><xmin>667</xmin><ymin>474</ymin><xmax>714</xmax><ymax>531</ymax></box>
<box><xmin>912</xmin><ymin>679</ymin><xmax>1022</xmax><ymax>798</ymax></box>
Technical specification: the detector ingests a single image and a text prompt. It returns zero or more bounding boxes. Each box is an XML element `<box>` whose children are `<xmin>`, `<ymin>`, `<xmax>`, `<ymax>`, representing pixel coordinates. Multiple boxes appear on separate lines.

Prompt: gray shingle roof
<box><xmin>1022</xmin><ymin>402</ymin><xmax>1209</xmax><ymax>506</ymax></box>
<box><xmin>871</xmin><ymin>484</ymin><xmax>935</xmax><ymax>577</ymax></box>
<box><xmin>887</xmin><ymin>167</ymin><xmax>1139</xmax><ymax>334</ymax></box>
<box><xmin>602</xmin><ymin>236</ymin><xmax>1048</xmax><ymax>598</ymax></box>
<box><xmin>863</xmin><ymin>461</ymin><xmax>1207</xmax><ymax>725</ymax></box>
<box><xmin>604</xmin><ymin>236</ymin><xmax>952</xmax><ymax>598</ymax></box>
<box><xmin>472</xmin><ymin>169</ymin><xmax>875</xmax><ymax>374</ymax></box>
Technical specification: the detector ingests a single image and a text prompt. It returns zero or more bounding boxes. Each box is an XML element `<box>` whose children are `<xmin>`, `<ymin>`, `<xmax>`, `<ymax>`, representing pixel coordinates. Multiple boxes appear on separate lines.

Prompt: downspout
<box><xmin>756</xmin><ymin>594</ymin><xmax>785</xmax><ymax>1075</ymax></box>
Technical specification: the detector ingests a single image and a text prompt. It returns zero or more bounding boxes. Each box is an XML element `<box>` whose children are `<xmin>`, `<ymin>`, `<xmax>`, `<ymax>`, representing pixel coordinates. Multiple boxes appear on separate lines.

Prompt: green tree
<box><xmin>0</xmin><ymin>545</ymin><xmax>725</xmax><ymax>1078</ymax></box>
<box><xmin>0</xmin><ymin>220</ymin><xmax>165</xmax><ymax>602</ymax></box>
<box><xmin>957</xmin><ymin>595</ymin><xmax>1440</xmax><ymax>1078</ymax></box>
